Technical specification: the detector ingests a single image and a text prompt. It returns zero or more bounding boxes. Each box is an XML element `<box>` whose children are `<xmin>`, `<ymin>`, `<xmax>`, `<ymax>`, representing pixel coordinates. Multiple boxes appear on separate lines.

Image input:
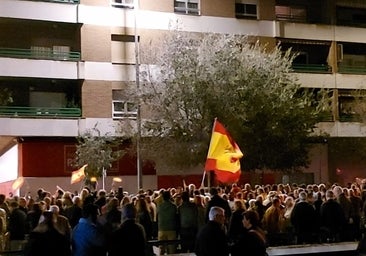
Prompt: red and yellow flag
<box><xmin>70</xmin><ymin>164</ymin><xmax>87</xmax><ymax>184</ymax></box>
<box><xmin>204</xmin><ymin>119</ymin><xmax>243</xmax><ymax>184</ymax></box>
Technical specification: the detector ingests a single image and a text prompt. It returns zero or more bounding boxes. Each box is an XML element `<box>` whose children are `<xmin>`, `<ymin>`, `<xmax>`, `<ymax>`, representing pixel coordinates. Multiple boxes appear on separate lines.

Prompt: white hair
<box><xmin>208</xmin><ymin>206</ymin><xmax>224</xmax><ymax>221</ymax></box>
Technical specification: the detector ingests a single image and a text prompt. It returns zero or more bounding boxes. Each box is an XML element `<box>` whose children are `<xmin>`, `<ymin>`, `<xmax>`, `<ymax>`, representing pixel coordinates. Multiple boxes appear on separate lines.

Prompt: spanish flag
<box><xmin>70</xmin><ymin>164</ymin><xmax>87</xmax><ymax>184</ymax></box>
<box><xmin>205</xmin><ymin>119</ymin><xmax>243</xmax><ymax>184</ymax></box>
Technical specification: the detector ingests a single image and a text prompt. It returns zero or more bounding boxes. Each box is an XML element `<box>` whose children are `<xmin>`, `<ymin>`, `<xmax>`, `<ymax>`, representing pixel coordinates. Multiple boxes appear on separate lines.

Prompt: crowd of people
<box><xmin>0</xmin><ymin>180</ymin><xmax>366</xmax><ymax>256</ymax></box>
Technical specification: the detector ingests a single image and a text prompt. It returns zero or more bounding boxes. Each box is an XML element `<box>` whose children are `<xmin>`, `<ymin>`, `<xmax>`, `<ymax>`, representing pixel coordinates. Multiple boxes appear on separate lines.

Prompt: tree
<box><xmin>139</xmin><ymin>31</ymin><xmax>330</xmax><ymax>172</ymax></box>
<box><xmin>75</xmin><ymin>125</ymin><xmax>124</xmax><ymax>185</ymax></box>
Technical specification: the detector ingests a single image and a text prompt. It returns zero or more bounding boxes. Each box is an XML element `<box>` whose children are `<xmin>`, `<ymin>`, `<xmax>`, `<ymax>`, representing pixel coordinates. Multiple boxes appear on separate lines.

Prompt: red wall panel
<box><xmin>158</xmin><ymin>174</ymin><xmax>203</xmax><ymax>189</ymax></box>
<box><xmin>20</xmin><ymin>139</ymin><xmax>156</xmax><ymax>177</ymax></box>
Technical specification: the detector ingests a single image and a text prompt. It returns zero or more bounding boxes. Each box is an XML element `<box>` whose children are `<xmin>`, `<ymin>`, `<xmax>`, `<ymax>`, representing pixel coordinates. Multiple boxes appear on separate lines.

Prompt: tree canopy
<box><xmin>139</xmin><ymin>31</ymin><xmax>329</xmax><ymax>172</ymax></box>
<box><xmin>75</xmin><ymin>126</ymin><xmax>124</xmax><ymax>180</ymax></box>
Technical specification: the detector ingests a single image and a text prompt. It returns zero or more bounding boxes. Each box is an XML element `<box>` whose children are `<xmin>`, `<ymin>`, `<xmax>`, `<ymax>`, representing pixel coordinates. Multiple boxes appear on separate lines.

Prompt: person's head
<box><xmin>208</xmin><ymin>206</ymin><xmax>225</xmax><ymax>225</ymax></box>
<box><xmin>19</xmin><ymin>197</ymin><xmax>27</xmax><ymax>208</ymax></box>
<box><xmin>248</xmin><ymin>199</ymin><xmax>256</xmax><ymax>208</ymax></box>
<box><xmin>284</xmin><ymin>196</ymin><xmax>294</xmax><ymax>207</ymax></box>
<box><xmin>121</xmin><ymin>203</ymin><xmax>136</xmax><ymax>222</ymax></box>
<box><xmin>242</xmin><ymin>210</ymin><xmax>260</xmax><ymax>229</ymax></box>
<box><xmin>181</xmin><ymin>191</ymin><xmax>190</xmax><ymax>202</ymax></box>
<box><xmin>49</xmin><ymin>205</ymin><xmax>60</xmax><ymax>215</ymax></box>
<box><xmin>162</xmin><ymin>191</ymin><xmax>171</xmax><ymax>201</ymax></box>
<box><xmin>326</xmin><ymin>190</ymin><xmax>335</xmax><ymax>200</ymax></box>
<box><xmin>233</xmin><ymin>200</ymin><xmax>245</xmax><ymax>211</ymax></box>
<box><xmin>298</xmin><ymin>191</ymin><xmax>307</xmax><ymax>201</ymax></box>
<box><xmin>333</xmin><ymin>186</ymin><xmax>343</xmax><ymax>198</ymax></box>
<box><xmin>82</xmin><ymin>203</ymin><xmax>98</xmax><ymax>223</ymax></box>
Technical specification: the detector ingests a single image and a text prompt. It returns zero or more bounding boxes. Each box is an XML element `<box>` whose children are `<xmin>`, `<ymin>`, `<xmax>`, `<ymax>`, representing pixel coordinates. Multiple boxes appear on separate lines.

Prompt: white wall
<box><xmin>0</xmin><ymin>145</ymin><xmax>18</xmax><ymax>183</ymax></box>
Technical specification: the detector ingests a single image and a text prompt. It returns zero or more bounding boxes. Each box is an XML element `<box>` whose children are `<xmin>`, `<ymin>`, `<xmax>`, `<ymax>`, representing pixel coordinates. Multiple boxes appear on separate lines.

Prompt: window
<box><xmin>110</xmin><ymin>0</ymin><xmax>134</xmax><ymax>8</ymax></box>
<box><xmin>112</xmin><ymin>100</ymin><xmax>137</xmax><ymax>119</ymax></box>
<box><xmin>235</xmin><ymin>1</ymin><xmax>257</xmax><ymax>19</ymax></box>
<box><xmin>111</xmin><ymin>34</ymin><xmax>139</xmax><ymax>64</ymax></box>
<box><xmin>112</xmin><ymin>90</ymin><xmax>137</xmax><ymax>119</ymax></box>
<box><xmin>174</xmin><ymin>0</ymin><xmax>200</xmax><ymax>15</ymax></box>
<box><xmin>275</xmin><ymin>5</ymin><xmax>307</xmax><ymax>23</ymax></box>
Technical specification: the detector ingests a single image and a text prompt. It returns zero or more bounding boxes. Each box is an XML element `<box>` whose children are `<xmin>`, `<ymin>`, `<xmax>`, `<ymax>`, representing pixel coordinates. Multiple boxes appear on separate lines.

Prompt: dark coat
<box><xmin>231</xmin><ymin>228</ymin><xmax>267</xmax><ymax>256</ymax></box>
<box><xmin>24</xmin><ymin>225</ymin><xmax>71</xmax><ymax>256</ymax></box>
<box><xmin>291</xmin><ymin>201</ymin><xmax>317</xmax><ymax>233</ymax></box>
<box><xmin>320</xmin><ymin>199</ymin><xmax>346</xmax><ymax>240</ymax></box>
<box><xmin>194</xmin><ymin>221</ymin><xmax>229</xmax><ymax>256</ymax></box>
<box><xmin>108</xmin><ymin>219</ymin><xmax>147</xmax><ymax>256</ymax></box>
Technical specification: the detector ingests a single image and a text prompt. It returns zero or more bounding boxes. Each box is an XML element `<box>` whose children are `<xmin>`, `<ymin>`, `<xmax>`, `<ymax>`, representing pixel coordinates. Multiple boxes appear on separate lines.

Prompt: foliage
<box><xmin>139</xmin><ymin>31</ymin><xmax>330</xmax><ymax>172</ymax></box>
<box><xmin>75</xmin><ymin>125</ymin><xmax>124</xmax><ymax>180</ymax></box>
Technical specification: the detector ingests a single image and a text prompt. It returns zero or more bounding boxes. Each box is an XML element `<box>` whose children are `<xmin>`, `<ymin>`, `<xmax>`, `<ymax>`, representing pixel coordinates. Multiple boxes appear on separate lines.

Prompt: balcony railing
<box><xmin>0</xmin><ymin>47</ymin><xmax>81</xmax><ymax>61</ymax></box>
<box><xmin>0</xmin><ymin>106</ymin><xmax>81</xmax><ymax>118</ymax></box>
<box><xmin>338</xmin><ymin>65</ymin><xmax>366</xmax><ymax>74</ymax></box>
<box><xmin>292</xmin><ymin>64</ymin><xmax>332</xmax><ymax>73</ymax></box>
<box><xmin>317</xmin><ymin>112</ymin><xmax>334</xmax><ymax>122</ymax></box>
<box><xmin>20</xmin><ymin>0</ymin><xmax>79</xmax><ymax>3</ymax></box>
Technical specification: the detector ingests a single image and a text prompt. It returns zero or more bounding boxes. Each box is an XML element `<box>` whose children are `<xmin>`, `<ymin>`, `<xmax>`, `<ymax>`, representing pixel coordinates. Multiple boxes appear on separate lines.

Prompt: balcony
<box><xmin>337</xmin><ymin>5</ymin><xmax>366</xmax><ymax>28</ymax></box>
<box><xmin>338</xmin><ymin>65</ymin><xmax>366</xmax><ymax>74</ymax></box>
<box><xmin>0</xmin><ymin>47</ymin><xmax>80</xmax><ymax>61</ymax></box>
<box><xmin>20</xmin><ymin>0</ymin><xmax>79</xmax><ymax>3</ymax></box>
<box><xmin>0</xmin><ymin>106</ymin><xmax>81</xmax><ymax>118</ymax></box>
<box><xmin>275</xmin><ymin>1</ymin><xmax>330</xmax><ymax>25</ymax></box>
<box><xmin>292</xmin><ymin>64</ymin><xmax>332</xmax><ymax>74</ymax></box>
<box><xmin>0</xmin><ymin>0</ymin><xmax>79</xmax><ymax>23</ymax></box>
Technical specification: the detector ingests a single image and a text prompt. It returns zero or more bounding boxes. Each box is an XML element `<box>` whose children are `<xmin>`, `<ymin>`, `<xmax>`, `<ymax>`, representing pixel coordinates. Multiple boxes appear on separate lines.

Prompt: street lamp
<box><xmin>134</xmin><ymin>0</ymin><xmax>142</xmax><ymax>190</ymax></box>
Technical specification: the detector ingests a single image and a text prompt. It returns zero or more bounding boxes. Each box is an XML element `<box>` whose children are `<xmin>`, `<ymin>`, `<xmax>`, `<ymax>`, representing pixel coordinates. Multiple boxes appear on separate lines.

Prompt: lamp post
<box><xmin>134</xmin><ymin>0</ymin><xmax>142</xmax><ymax>190</ymax></box>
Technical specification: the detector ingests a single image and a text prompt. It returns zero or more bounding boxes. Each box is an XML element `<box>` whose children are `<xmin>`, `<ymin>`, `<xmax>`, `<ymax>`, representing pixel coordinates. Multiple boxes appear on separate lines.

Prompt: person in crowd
<box><xmin>94</xmin><ymin>190</ymin><xmax>107</xmax><ymax>214</ymax></box>
<box><xmin>0</xmin><ymin>194</ymin><xmax>10</xmax><ymax>217</ymax></box>
<box><xmin>108</xmin><ymin>203</ymin><xmax>147</xmax><ymax>256</ymax></box>
<box><xmin>7</xmin><ymin>200</ymin><xmax>27</xmax><ymax>251</ymax></box>
<box><xmin>157</xmin><ymin>190</ymin><xmax>178</xmax><ymax>255</ymax></box>
<box><xmin>291</xmin><ymin>191</ymin><xmax>317</xmax><ymax>244</ymax></box>
<box><xmin>0</xmin><ymin>208</ymin><xmax>7</xmax><ymax>251</ymax></box>
<box><xmin>262</xmin><ymin>197</ymin><xmax>283</xmax><ymax>246</ymax></box>
<box><xmin>193</xmin><ymin>195</ymin><xmax>206</xmax><ymax>231</ymax></box>
<box><xmin>195</xmin><ymin>206</ymin><xmax>229</xmax><ymax>256</ymax></box>
<box><xmin>349</xmin><ymin>188</ymin><xmax>363</xmax><ymax>240</ymax></box>
<box><xmin>320</xmin><ymin>190</ymin><xmax>346</xmax><ymax>243</ymax></box>
<box><xmin>62</xmin><ymin>192</ymin><xmax>74</xmax><ymax>210</ymax></box>
<box><xmin>18</xmin><ymin>197</ymin><xmax>28</xmax><ymax>215</ymax></box>
<box><xmin>177</xmin><ymin>191</ymin><xmax>198</xmax><ymax>253</ymax></box>
<box><xmin>205</xmin><ymin>187</ymin><xmax>232</xmax><ymax>226</ymax></box>
<box><xmin>145</xmin><ymin>195</ymin><xmax>158</xmax><ymax>239</ymax></box>
<box><xmin>98</xmin><ymin>197</ymin><xmax>121</xmax><ymax>234</ymax></box>
<box><xmin>26</xmin><ymin>202</ymin><xmax>44</xmax><ymax>233</ymax></box>
<box><xmin>135</xmin><ymin>194</ymin><xmax>153</xmax><ymax>241</ymax></box>
<box><xmin>64</xmin><ymin>196</ymin><xmax>82</xmax><ymax>229</ymax></box>
<box><xmin>71</xmin><ymin>201</ymin><xmax>106</xmax><ymax>256</ymax></box>
<box><xmin>231</xmin><ymin>210</ymin><xmax>267</xmax><ymax>256</ymax></box>
<box><xmin>49</xmin><ymin>205</ymin><xmax>72</xmax><ymax>240</ymax></box>
<box><xmin>333</xmin><ymin>186</ymin><xmax>353</xmax><ymax>241</ymax></box>
<box><xmin>24</xmin><ymin>211</ymin><xmax>71</xmax><ymax>256</ymax></box>
<box><xmin>228</xmin><ymin>200</ymin><xmax>246</xmax><ymax>243</ymax></box>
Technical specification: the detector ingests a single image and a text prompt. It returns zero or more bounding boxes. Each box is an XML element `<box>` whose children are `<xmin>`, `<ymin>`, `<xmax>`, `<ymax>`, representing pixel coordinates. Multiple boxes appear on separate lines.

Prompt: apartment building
<box><xmin>0</xmin><ymin>0</ymin><xmax>366</xmax><ymax>195</ymax></box>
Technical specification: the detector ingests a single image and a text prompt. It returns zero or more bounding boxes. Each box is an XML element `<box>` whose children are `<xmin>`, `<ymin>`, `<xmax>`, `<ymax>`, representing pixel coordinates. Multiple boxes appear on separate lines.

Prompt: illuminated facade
<box><xmin>1</xmin><ymin>0</ymin><xmax>366</xmax><ymax>194</ymax></box>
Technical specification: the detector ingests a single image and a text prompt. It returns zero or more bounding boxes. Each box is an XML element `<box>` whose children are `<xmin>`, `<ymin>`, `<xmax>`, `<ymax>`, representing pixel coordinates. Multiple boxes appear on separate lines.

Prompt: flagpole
<box><xmin>200</xmin><ymin>171</ymin><xmax>206</xmax><ymax>188</ymax></box>
<box><xmin>206</xmin><ymin>118</ymin><xmax>217</xmax><ymax>189</ymax></box>
<box><xmin>102</xmin><ymin>168</ymin><xmax>106</xmax><ymax>191</ymax></box>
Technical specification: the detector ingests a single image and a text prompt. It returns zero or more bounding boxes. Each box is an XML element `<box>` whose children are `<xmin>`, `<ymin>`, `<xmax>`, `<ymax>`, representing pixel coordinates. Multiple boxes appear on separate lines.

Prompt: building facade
<box><xmin>1</xmin><ymin>0</ymin><xmax>366</xmax><ymax>195</ymax></box>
